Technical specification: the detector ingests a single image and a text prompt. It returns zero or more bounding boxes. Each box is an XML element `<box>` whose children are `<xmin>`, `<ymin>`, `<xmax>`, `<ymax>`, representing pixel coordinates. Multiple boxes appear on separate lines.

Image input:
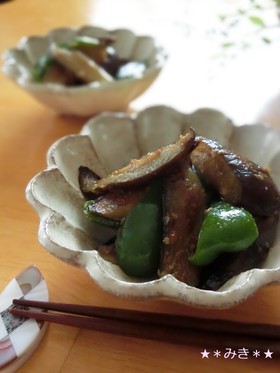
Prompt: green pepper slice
<box><xmin>32</xmin><ymin>54</ymin><xmax>54</xmax><ymax>82</ymax></box>
<box><xmin>32</xmin><ymin>36</ymin><xmax>104</xmax><ymax>82</ymax></box>
<box><xmin>59</xmin><ymin>36</ymin><xmax>100</xmax><ymax>50</ymax></box>
<box><xmin>115</xmin><ymin>179</ymin><xmax>163</xmax><ymax>278</ymax></box>
<box><xmin>190</xmin><ymin>202</ymin><xmax>259</xmax><ymax>266</ymax></box>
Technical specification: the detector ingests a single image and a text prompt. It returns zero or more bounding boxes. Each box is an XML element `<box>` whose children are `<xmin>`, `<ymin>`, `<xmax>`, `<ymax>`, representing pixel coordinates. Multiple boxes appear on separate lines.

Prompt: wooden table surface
<box><xmin>1</xmin><ymin>0</ymin><xmax>280</xmax><ymax>372</ymax></box>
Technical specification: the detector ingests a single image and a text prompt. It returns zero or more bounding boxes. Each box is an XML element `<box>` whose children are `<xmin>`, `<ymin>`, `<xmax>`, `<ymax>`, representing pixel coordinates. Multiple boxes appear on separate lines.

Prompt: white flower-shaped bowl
<box><xmin>26</xmin><ymin>105</ymin><xmax>280</xmax><ymax>309</ymax></box>
<box><xmin>2</xmin><ymin>26</ymin><xmax>167</xmax><ymax>116</ymax></box>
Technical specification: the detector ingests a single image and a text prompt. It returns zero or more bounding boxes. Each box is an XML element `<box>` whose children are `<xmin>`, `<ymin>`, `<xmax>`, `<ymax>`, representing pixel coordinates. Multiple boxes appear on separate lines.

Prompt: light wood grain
<box><xmin>1</xmin><ymin>0</ymin><xmax>280</xmax><ymax>372</ymax></box>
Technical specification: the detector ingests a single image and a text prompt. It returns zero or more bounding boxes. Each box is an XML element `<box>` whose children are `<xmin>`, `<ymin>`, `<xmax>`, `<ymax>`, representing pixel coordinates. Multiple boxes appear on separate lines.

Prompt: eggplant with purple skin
<box><xmin>159</xmin><ymin>167</ymin><xmax>207</xmax><ymax>286</ymax></box>
<box><xmin>84</xmin><ymin>187</ymin><xmax>146</xmax><ymax>220</ymax></box>
<box><xmin>32</xmin><ymin>36</ymin><xmax>125</xmax><ymax>85</ymax></box>
<box><xmin>80</xmin><ymin>127</ymin><xmax>280</xmax><ymax>290</ymax></box>
<box><xmin>190</xmin><ymin>138</ymin><xmax>280</xmax><ymax>217</ymax></box>
<box><xmin>80</xmin><ymin>130</ymin><xmax>195</xmax><ymax>225</ymax></box>
<box><xmin>89</xmin><ymin>129</ymin><xmax>195</xmax><ymax>195</ymax></box>
<box><xmin>79</xmin><ymin>166</ymin><xmax>101</xmax><ymax>200</ymax></box>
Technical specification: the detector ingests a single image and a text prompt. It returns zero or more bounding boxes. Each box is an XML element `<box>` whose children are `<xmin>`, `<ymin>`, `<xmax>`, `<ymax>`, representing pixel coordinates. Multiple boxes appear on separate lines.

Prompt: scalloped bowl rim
<box><xmin>26</xmin><ymin>105</ymin><xmax>280</xmax><ymax>308</ymax></box>
<box><xmin>2</xmin><ymin>26</ymin><xmax>167</xmax><ymax>83</ymax></box>
<box><xmin>2</xmin><ymin>26</ymin><xmax>167</xmax><ymax>115</ymax></box>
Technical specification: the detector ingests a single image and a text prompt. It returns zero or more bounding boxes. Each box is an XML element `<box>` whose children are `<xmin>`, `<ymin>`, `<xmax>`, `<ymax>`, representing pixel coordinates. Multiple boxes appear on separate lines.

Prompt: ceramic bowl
<box><xmin>2</xmin><ymin>26</ymin><xmax>167</xmax><ymax>116</ymax></box>
<box><xmin>26</xmin><ymin>105</ymin><xmax>280</xmax><ymax>309</ymax></box>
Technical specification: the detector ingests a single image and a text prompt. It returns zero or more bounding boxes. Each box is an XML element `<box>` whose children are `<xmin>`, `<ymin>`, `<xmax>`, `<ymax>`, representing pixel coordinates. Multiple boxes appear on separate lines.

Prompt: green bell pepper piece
<box><xmin>32</xmin><ymin>54</ymin><xmax>54</xmax><ymax>82</ymax></box>
<box><xmin>59</xmin><ymin>36</ymin><xmax>100</xmax><ymax>50</ymax></box>
<box><xmin>32</xmin><ymin>36</ymin><xmax>100</xmax><ymax>82</ymax></box>
<box><xmin>190</xmin><ymin>201</ymin><xmax>259</xmax><ymax>266</ymax></box>
<box><xmin>115</xmin><ymin>180</ymin><xmax>163</xmax><ymax>278</ymax></box>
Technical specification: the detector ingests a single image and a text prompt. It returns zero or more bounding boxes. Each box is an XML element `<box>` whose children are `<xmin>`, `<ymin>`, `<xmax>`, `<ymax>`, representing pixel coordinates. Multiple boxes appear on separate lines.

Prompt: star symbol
<box><xmin>252</xmin><ymin>350</ymin><xmax>260</xmax><ymax>358</ymax></box>
<box><xmin>213</xmin><ymin>350</ymin><xmax>221</xmax><ymax>358</ymax></box>
<box><xmin>264</xmin><ymin>349</ymin><xmax>273</xmax><ymax>359</ymax></box>
<box><xmin>201</xmin><ymin>349</ymin><xmax>210</xmax><ymax>358</ymax></box>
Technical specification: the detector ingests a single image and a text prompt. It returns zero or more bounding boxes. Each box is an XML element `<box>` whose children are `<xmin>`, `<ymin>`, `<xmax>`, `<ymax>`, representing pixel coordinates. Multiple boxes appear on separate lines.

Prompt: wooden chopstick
<box><xmin>11</xmin><ymin>298</ymin><xmax>280</xmax><ymax>339</ymax></box>
<box><xmin>11</xmin><ymin>299</ymin><xmax>280</xmax><ymax>355</ymax></box>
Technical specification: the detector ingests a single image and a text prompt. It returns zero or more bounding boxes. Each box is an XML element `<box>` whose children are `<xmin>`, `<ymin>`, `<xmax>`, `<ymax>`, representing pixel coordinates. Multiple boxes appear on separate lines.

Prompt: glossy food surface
<box><xmin>26</xmin><ymin>106</ymin><xmax>280</xmax><ymax>308</ymax></box>
<box><xmin>1</xmin><ymin>1</ymin><xmax>280</xmax><ymax>372</ymax></box>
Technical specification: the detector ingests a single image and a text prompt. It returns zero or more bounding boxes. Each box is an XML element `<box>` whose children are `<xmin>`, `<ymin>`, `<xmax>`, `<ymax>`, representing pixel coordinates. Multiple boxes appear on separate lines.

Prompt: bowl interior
<box><xmin>26</xmin><ymin>106</ymin><xmax>280</xmax><ymax>308</ymax></box>
<box><xmin>2</xmin><ymin>26</ymin><xmax>167</xmax><ymax>115</ymax></box>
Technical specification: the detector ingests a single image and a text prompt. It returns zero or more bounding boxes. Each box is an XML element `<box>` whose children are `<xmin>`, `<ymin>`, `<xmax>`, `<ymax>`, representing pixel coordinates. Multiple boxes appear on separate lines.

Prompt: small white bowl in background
<box><xmin>26</xmin><ymin>105</ymin><xmax>280</xmax><ymax>309</ymax></box>
<box><xmin>2</xmin><ymin>26</ymin><xmax>167</xmax><ymax>116</ymax></box>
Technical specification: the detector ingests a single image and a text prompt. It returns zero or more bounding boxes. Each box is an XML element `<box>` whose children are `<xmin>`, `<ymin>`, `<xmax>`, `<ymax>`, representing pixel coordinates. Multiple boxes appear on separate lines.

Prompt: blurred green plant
<box><xmin>211</xmin><ymin>0</ymin><xmax>280</xmax><ymax>59</ymax></box>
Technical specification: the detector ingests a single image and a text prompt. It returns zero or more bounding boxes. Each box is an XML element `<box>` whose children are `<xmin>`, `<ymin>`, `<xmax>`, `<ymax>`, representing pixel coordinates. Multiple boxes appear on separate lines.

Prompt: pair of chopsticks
<box><xmin>11</xmin><ymin>299</ymin><xmax>280</xmax><ymax>355</ymax></box>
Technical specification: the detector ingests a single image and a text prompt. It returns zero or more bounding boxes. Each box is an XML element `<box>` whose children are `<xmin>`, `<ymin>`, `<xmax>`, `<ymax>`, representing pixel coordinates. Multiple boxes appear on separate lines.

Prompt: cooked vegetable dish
<box><xmin>32</xmin><ymin>35</ymin><xmax>146</xmax><ymax>85</ymax></box>
<box><xmin>79</xmin><ymin>127</ymin><xmax>280</xmax><ymax>290</ymax></box>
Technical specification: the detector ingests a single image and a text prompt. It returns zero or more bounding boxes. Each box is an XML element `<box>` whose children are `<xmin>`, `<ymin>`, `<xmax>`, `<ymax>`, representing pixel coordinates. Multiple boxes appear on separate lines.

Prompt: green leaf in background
<box><xmin>262</xmin><ymin>37</ymin><xmax>271</xmax><ymax>44</ymax></box>
<box><xmin>218</xmin><ymin>14</ymin><xmax>226</xmax><ymax>22</ymax></box>
<box><xmin>221</xmin><ymin>42</ymin><xmax>235</xmax><ymax>48</ymax></box>
<box><xmin>248</xmin><ymin>15</ymin><xmax>266</xmax><ymax>27</ymax></box>
<box><xmin>237</xmin><ymin>8</ymin><xmax>246</xmax><ymax>15</ymax></box>
<box><xmin>241</xmin><ymin>42</ymin><xmax>250</xmax><ymax>49</ymax></box>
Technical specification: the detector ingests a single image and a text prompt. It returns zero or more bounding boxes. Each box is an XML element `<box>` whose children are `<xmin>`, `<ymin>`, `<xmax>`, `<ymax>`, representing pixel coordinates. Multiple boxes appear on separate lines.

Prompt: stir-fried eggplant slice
<box><xmin>32</xmin><ymin>36</ymin><xmax>124</xmax><ymax>84</ymax></box>
<box><xmin>191</xmin><ymin>138</ymin><xmax>280</xmax><ymax>216</ymax></box>
<box><xmin>84</xmin><ymin>201</ymin><xmax>121</xmax><ymax>228</ymax></box>
<box><xmin>79</xmin><ymin>166</ymin><xmax>101</xmax><ymax>199</ymax></box>
<box><xmin>199</xmin><ymin>212</ymin><xmax>279</xmax><ymax>290</ymax></box>
<box><xmin>80</xmin><ymin>129</ymin><xmax>280</xmax><ymax>289</ymax></box>
<box><xmin>32</xmin><ymin>55</ymin><xmax>78</xmax><ymax>84</ymax></box>
<box><xmin>90</xmin><ymin>129</ymin><xmax>196</xmax><ymax>195</ymax></box>
<box><xmin>98</xmin><ymin>242</ymin><xmax>118</xmax><ymax>265</ymax></box>
<box><xmin>51</xmin><ymin>45</ymin><xmax>114</xmax><ymax>84</ymax></box>
<box><xmin>70</xmin><ymin>37</ymin><xmax>129</xmax><ymax>77</ymax></box>
<box><xmin>67</xmin><ymin>36</ymin><xmax>145</xmax><ymax>79</ymax></box>
<box><xmin>96</xmin><ymin>236</ymin><xmax>118</xmax><ymax>264</ymax></box>
<box><xmin>159</xmin><ymin>167</ymin><xmax>207</xmax><ymax>286</ymax></box>
<box><xmin>32</xmin><ymin>34</ymin><xmax>147</xmax><ymax>85</ymax></box>
<box><xmin>84</xmin><ymin>186</ymin><xmax>146</xmax><ymax>220</ymax></box>
<box><xmin>101</xmin><ymin>54</ymin><xmax>129</xmax><ymax>78</ymax></box>
<box><xmin>60</xmin><ymin>35</ymin><xmax>116</xmax><ymax>65</ymax></box>
<box><xmin>80</xmin><ymin>42</ymin><xmax>113</xmax><ymax>65</ymax></box>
